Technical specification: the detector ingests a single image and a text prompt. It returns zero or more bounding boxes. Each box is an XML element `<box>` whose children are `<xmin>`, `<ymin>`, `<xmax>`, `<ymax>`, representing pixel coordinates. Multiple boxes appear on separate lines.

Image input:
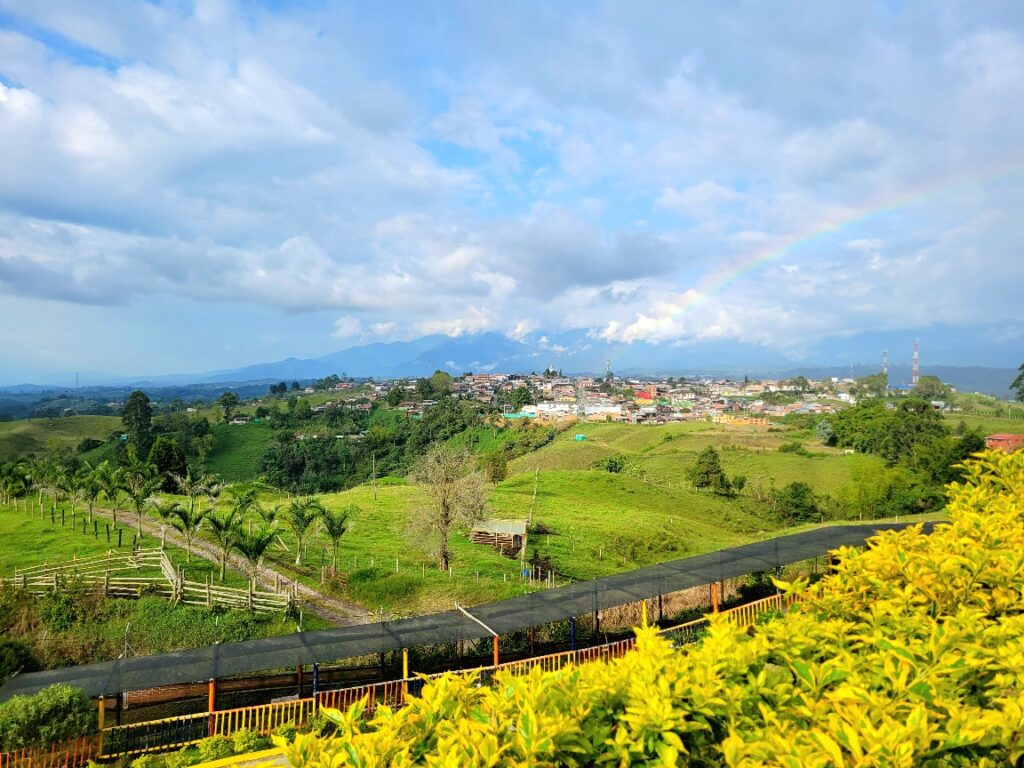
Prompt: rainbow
<box><xmin>675</xmin><ymin>156</ymin><xmax>1024</xmax><ymax>313</ymax></box>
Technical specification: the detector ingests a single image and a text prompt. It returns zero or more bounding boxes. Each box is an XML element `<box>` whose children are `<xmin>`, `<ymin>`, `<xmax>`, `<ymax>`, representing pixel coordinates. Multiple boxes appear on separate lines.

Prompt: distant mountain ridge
<box><xmin>1</xmin><ymin>322</ymin><xmax>1020</xmax><ymax>397</ymax></box>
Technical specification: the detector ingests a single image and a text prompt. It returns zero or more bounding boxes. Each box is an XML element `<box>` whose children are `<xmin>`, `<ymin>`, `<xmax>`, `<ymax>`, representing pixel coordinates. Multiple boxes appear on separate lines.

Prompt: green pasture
<box><xmin>0</xmin><ymin>416</ymin><xmax>121</xmax><ymax>461</ymax></box>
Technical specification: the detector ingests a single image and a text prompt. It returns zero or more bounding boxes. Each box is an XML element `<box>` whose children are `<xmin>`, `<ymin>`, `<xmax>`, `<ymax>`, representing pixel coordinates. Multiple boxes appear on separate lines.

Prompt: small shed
<box><xmin>470</xmin><ymin>519</ymin><xmax>527</xmax><ymax>554</ymax></box>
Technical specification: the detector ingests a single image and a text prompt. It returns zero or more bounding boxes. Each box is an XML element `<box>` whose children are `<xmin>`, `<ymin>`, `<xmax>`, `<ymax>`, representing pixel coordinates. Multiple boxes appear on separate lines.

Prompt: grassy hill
<box><xmin>204</xmin><ymin>422</ymin><xmax>277</xmax><ymax>481</ymax></box>
<box><xmin>509</xmin><ymin>421</ymin><xmax>883</xmax><ymax>496</ymax></box>
<box><xmin>0</xmin><ymin>416</ymin><xmax>121</xmax><ymax>462</ymax></box>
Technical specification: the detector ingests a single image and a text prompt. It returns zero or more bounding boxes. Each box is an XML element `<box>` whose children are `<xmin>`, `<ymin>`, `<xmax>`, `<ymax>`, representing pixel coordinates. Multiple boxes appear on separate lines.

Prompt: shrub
<box><xmin>130</xmin><ymin>754</ymin><xmax>165</xmax><ymax>768</ymax></box>
<box><xmin>232</xmin><ymin>729</ymin><xmax>271</xmax><ymax>754</ymax></box>
<box><xmin>277</xmin><ymin>450</ymin><xmax>1024</xmax><ymax>767</ymax></box>
<box><xmin>273</xmin><ymin>722</ymin><xmax>297</xmax><ymax>742</ymax></box>
<box><xmin>194</xmin><ymin>735</ymin><xmax>233</xmax><ymax>763</ymax></box>
<box><xmin>164</xmin><ymin>746</ymin><xmax>201</xmax><ymax>768</ymax></box>
<box><xmin>0</xmin><ymin>639</ymin><xmax>39</xmax><ymax>683</ymax></box>
<box><xmin>0</xmin><ymin>684</ymin><xmax>94</xmax><ymax>750</ymax></box>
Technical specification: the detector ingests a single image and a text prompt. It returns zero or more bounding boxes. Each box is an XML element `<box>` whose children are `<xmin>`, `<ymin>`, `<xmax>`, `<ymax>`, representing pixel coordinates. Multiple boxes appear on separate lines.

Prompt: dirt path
<box><xmin>90</xmin><ymin>506</ymin><xmax>372</xmax><ymax>626</ymax></box>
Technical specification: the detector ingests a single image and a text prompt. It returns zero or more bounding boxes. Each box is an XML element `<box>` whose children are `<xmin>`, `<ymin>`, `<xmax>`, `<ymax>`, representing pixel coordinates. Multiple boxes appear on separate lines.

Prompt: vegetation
<box><xmin>409</xmin><ymin>444</ymin><xmax>488</xmax><ymax>572</ymax></box>
<box><xmin>279</xmin><ymin>450</ymin><xmax>1024</xmax><ymax>767</ymax></box>
<box><xmin>0</xmin><ymin>684</ymin><xmax>93</xmax><ymax>751</ymax></box>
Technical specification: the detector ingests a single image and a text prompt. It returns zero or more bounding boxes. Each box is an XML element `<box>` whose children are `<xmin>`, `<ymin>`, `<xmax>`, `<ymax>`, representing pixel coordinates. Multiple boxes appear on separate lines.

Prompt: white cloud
<box><xmin>656</xmin><ymin>181</ymin><xmax>744</xmax><ymax>218</ymax></box>
<box><xmin>332</xmin><ymin>315</ymin><xmax>362</xmax><ymax>339</ymax></box>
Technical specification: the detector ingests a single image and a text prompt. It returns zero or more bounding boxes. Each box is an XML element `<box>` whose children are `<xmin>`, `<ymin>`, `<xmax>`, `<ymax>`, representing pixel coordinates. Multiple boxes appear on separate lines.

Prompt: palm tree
<box><xmin>283</xmin><ymin>497</ymin><xmax>324</xmax><ymax>566</ymax></box>
<box><xmin>122</xmin><ymin>451</ymin><xmax>162</xmax><ymax>537</ymax></box>
<box><xmin>206</xmin><ymin>508</ymin><xmax>240</xmax><ymax>581</ymax></box>
<box><xmin>174</xmin><ymin>471</ymin><xmax>206</xmax><ymax>518</ymax></box>
<box><xmin>95</xmin><ymin>461</ymin><xmax>125</xmax><ymax>524</ymax></box>
<box><xmin>0</xmin><ymin>462</ymin><xmax>27</xmax><ymax>507</ymax></box>
<box><xmin>234</xmin><ymin>524</ymin><xmax>277</xmax><ymax>587</ymax></box>
<box><xmin>204</xmin><ymin>477</ymin><xmax>225</xmax><ymax>517</ymax></box>
<box><xmin>77</xmin><ymin>464</ymin><xmax>103</xmax><ymax>522</ymax></box>
<box><xmin>171</xmin><ymin>504</ymin><xmax>207</xmax><ymax>563</ymax></box>
<box><xmin>258</xmin><ymin>503</ymin><xmax>281</xmax><ymax>526</ymax></box>
<box><xmin>320</xmin><ymin>506</ymin><xmax>354</xmax><ymax>574</ymax></box>
<box><xmin>150</xmin><ymin>498</ymin><xmax>183</xmax><ymax>549</ymax></box>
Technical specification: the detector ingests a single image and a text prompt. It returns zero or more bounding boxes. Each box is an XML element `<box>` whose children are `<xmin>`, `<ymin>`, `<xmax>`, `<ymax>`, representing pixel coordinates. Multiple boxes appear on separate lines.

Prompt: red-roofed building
<box><xmin>985</xmin><ymin>434</ymin><xmax>1024</xmax><ymax>453</ymax></box>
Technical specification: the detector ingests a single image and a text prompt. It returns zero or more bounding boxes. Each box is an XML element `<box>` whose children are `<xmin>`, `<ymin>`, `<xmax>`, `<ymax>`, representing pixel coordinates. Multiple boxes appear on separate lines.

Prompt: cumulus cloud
<box><xmin>0</xmin><ymin>2</ymin><xmax>1021</xmax><ymax>375</ymax></box>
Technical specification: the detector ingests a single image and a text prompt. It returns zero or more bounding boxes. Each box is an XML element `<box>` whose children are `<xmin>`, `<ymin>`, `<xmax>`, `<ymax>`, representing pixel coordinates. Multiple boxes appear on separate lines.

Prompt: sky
<box><xmin>0</xmin><ymin>1</ymin><xmax>1023</xmax><ymax>381</ymax></box>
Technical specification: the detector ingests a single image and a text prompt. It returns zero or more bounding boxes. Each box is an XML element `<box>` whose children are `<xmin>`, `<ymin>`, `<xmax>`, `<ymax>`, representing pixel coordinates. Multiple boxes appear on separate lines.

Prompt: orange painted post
<box><xmin>207</xmin><ymin>679</ymin><xmax>216</xmax><ymax>737</ymax></box>
<box><xmin>641</xmin><ymin>599</ymin><xmax>648</xmax><ymax>628</ymax></box>
<box><xmin>492</xmin><ymin>636</ymin><xmax>499</xmax><ymax>667</ymax></box>
<box><xmin>97</xmin><ymin>696</ymin><xmax>105</xmax><ymax>756</ymax></box>
<box><xmin>711</xmin><ymin>582</ymin><xmax>719</xmax><ymax>613</ymax></box>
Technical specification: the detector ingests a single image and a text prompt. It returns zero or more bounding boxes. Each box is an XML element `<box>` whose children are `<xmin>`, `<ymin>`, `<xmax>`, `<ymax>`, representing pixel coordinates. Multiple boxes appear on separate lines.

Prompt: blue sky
<box><xmin>0</xmin><ymin>1</ymin><xmax>1022</xmax><ymax>380</ymax></box>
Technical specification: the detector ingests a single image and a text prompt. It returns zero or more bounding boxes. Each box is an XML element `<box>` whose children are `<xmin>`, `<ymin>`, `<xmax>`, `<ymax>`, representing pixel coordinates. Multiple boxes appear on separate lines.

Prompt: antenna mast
<box><xmin>912</xmin><ymin>339</ymin><xmax>920</xmax><ymax>385</ymax></box>
<box><xmin>882</xmin><ymin>350</ymin><xmax>888</xmax><ymax>376</ymax></box>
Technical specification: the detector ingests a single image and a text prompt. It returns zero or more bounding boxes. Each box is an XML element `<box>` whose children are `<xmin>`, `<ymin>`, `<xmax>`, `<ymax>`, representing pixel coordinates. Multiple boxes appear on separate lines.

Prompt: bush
<box><xmin>777</xmin><ymin>441</ymin><xmax>811</xmax><ymax>457</ymax></box>
<box><xmin>277</xmin><ymin>450</ymin><xmax>1024</xmax><ymax>766</ymax></box>
<box><xmin>195</xmin><ymin>735</ymin><xmax>233</xmax><ymax>763</ymax></box>
<box><xmin>0</xmin><ymin>639</ymin><xmax>39</xmax><ymax>683</ymax></box>
<box><xmin>130</xmin><ymin>754</ymin><xmax>165</xmax><ymax>768</ymax></box>
<box><xmin>232</xmin><ymin>729</ymin><xmax>271</xmax><ymax>754</ymax></box>
<box><xmin>273</xmin><ymin>722</ymin><xmax>297</xmax><ymax>742</ymax></box>
<box><xmin>0</xmin><ymin>684</ymin><xmax>95</xmax><ymax>750</ymax></box>
<box><xmin>164</xmin><ymin>747</ymin><xmax>202</xmax><ymax>768</ymax></box>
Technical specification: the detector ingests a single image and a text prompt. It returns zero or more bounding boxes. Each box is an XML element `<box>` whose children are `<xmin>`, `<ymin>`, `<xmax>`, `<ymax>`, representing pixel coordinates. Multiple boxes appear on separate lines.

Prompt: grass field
<box><xmin>0</xmin><ymin>416</ymin><xmax>121</xmax><ymax>461</ymax></box>
<box><xmin>0</xmin><ymin>502</ymin><xmax>251</xmax><ymax>590</ymax></box>
<box><xmin>2</xmin><ymin>416</ymin><xmax>953</xmax><ymax>621</ymax></box>
<box><xmin>945</xmin><ymin>412</ymin><xmax>1024</xmax><ymax>436</ymax></box>
<box><xmin>204</xmin><ymin>422</ymin><xmax>277</xmax><ymax>481</ymax></box>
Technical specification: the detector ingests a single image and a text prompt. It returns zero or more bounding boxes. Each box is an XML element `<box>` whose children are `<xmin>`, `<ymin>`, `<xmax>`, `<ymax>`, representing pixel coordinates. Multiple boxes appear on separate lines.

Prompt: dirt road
<box><xmin>90</xmin><ymin>506</ymin><xmax>372</xmax><ymax>626</ymax></box>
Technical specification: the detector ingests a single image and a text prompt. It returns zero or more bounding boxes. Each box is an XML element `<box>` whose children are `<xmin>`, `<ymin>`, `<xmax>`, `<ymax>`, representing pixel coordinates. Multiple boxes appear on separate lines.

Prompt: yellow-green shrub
<box><xmin>277</xmin><ymin>450</ymin><xmax>1024</xmax><ymax>767</ymax></box>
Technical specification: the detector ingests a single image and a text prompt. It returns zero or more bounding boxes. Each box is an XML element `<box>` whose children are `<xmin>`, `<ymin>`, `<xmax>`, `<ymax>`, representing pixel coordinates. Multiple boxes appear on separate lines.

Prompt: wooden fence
<box><xmin>3</xmin><ymin>550</ymin><xmax>291</xmax><ymax>614</ymax></box>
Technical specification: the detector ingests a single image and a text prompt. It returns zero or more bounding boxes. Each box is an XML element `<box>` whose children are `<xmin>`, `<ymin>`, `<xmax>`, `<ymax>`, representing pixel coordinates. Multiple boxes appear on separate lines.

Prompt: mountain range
<box><xmin>3</xmin><ymin>322</ymin><xmax>1020</xmax><ymax>398</ymax></box>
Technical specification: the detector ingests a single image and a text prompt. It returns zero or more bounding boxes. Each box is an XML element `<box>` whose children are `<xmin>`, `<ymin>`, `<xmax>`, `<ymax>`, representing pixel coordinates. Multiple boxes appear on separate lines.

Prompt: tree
<box><xmin>912</xmin><ymin>375</ymin><xmax>951</xmax><ymax>401</ymax></box>
<box><xmin>428</xmin><ymin>370</ymin><xmax>454</xmax><ymax>397</ymax></box>
<box><xmin>234</xmin><ymin>525</ymin><xmax>277</xmax><ymax>586</ymax></box>
<box><xmin>320</xmin><ymin>506</ymin><xmax>353</xmax><ymax>573</ymax></box>
<box><xmin>386</xmin><ymin>386</ymin><xmax>404</xmax><ymax>406</ymax></box>
<box><xmin>853</xmin><ymin>373</ymin><xmax>888</xmax><ymax>399</ymax></box>
<box><xmin>217</xmin><ymin>391</ymin><xmax>240</xmax><ymax>423</ymax></box>
<box><xmin>505</xmin><ymin>387</ymin><xmax>533</xmax><ymax>411</ymax></box>
<box><xmin>815</xmin><ymin>420</ymin><xmax>836</xmax><ymax>446</ymax></box>
<box><xmin>147</xmin><ymin>436</ymin><xmax>188</xmax><ymax>492</ymax></box>
<box><xmin>283</xmin><ymin>497</ymin><xmax>324</xmax><ymax>566</ymax></box>
<box><xmin>775</xmin><ymin>481</ymin><xmax>818</xmax><ymax>523</ymax></box>
<box><xmin>1011</xmin><ymin>363</ymin><xmax>1024</xmax><ymax>402</ymax></box>
<box><xmin>409</xmin><ymin>443</ymin><xmax>488</xmax><ymax>571</ymax></box>
<box><xmin>76</xmin><ymin>464</ymin><xmax>102</xmax><ymax>522</ymax></box>
<box><xmin>122</xmin><ymin>390</ymin><xmax>154</xmax><ymax>455</ymax></box>
<box><xmin>479</xmin><ymin>450</ymin><xmax>509</xmax><ymax>483</ymax></box>
<box><xmin>206</xmin><ymin>508</ymin><xmax>240</xmax><ymax>581</ymax></box>
<box><xmin>170</xmin><ymin>502</ymin><xmax>206</xmax><ymax>562</ymax></box>
<box><xmin>121</xmin><ymin>450</ymin><xmax>162</xmax><ymax>537</ymax></box>
<box><xmin>732</xmin><ymin>475</ymin><xmax>747</xmax><ymax>494</ymax></box>
<box><xmin>94</xmin><ymin>460</ymin><xmax>125</xmax><ymax>525</ymax></box>
<box><xmin>149</xmin><ymin>498</ymin><xmax>182</xmax><ymax>549</ymax></box>
<box><xmin>688</xmin><ymin>447</ymin><xmax>732</xmax><ymax>496</ymax></box>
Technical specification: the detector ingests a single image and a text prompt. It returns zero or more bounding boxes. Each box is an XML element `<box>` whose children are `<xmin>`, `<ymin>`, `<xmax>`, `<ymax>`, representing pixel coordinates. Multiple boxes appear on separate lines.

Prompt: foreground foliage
<box><xmin>279</xmin><ymin>450</ymin><xmax>1024</xmax><ymax>766</ymax></box>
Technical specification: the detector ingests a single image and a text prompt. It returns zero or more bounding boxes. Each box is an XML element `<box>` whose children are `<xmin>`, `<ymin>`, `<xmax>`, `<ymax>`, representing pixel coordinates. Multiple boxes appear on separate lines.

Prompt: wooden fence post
<box><xmin>492</xmin><ymin>636</ymin><xmax>499</xmax><ymax>667</ymax></box>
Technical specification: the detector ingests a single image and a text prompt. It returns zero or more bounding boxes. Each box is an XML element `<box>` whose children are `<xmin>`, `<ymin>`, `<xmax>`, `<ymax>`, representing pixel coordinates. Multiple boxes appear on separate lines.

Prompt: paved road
<box><xmin>88</xmin><ymin>505</ymin><xmax>371</xmax><ymax>626</ymax></box>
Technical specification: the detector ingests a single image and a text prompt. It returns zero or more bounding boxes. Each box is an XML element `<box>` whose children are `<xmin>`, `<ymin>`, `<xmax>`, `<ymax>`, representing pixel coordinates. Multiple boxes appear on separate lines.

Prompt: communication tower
<box><xmin>882</xmin><ymin>350</ymin><xmax>888</xmax><ymax>376</ymax></box>
<box><xmin>912</xmin><ymin>339</ymin><xmax>920</xmax><ymax>385</ymax></box>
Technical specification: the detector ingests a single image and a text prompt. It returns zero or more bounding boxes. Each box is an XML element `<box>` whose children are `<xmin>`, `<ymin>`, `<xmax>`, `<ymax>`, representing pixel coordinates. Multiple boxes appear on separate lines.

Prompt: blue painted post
<box><xmin>569</xmin><ymin>616</ymin><xmax>576</xmax><ymax>651</ymax></box>
<box><xmin>312</xmin><ymin>663</ymin><xmax>319</xmax><ymax>696</ymax></box>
